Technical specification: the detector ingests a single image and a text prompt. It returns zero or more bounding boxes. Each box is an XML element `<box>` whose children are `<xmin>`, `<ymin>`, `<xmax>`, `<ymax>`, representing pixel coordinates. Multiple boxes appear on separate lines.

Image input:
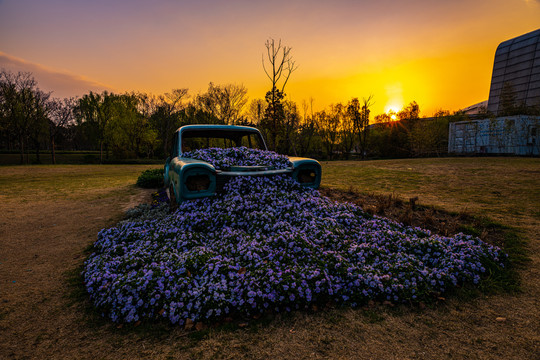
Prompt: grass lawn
<box><xmin>0</xmin><ymin>158</ymin><xmax>538</xmax><ymax>359</ymax></box>
<box><xmin>322</xmin><ymin>157</ymin><xmax>540</xmax><ymax>225</ymax></box>
<box><xmin>0</xmin><ymin>164</ymin><xmax>162</xmax><ymax>201</ymax></box>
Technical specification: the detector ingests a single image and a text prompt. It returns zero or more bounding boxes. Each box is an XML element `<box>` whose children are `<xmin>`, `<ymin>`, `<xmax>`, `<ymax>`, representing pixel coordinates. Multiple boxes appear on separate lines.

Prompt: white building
<box><xmin>448</xmin><ymin>115</ymin><xmax>539</xmax><ymax>155</ymax></box>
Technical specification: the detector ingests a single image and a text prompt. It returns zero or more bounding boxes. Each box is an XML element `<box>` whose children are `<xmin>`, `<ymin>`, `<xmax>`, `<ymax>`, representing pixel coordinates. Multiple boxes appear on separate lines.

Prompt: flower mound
<box><xmin>182</xmin><ymin>146</ymin><xmax>291</xmax><ymax>170</ymax></box>
<box><xmin>83</xmin><ymin>150</ymin><xmax>506</xmax><ymax>325</ymax></box>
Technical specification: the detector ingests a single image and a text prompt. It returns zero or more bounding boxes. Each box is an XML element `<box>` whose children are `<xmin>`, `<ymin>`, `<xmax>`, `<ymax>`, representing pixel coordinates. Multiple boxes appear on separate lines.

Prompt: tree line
<box><xmin>0</xmin><ymin>68</ymin><xmax>471</xmax><ymax>164</ymax></box>
<box><xmin>1</xmin><ymin>39</ymin><xmax>489</xmax><ymax>164</ymax></box>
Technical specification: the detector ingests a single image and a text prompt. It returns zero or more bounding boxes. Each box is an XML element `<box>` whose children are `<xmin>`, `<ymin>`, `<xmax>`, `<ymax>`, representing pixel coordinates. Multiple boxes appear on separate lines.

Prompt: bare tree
<box><xmin>0</xmin><ymin>70</ymin><xmax>49</xmax><ymax>164</ymax></box>
<box><xmin>76</xmin><ymin>91</ymin><xmax>115</xmax><ymax>163</ymax></box>
<box><xmin>26</xmin><ymin>88</ymin><xmax>50</xmax><ymax>164</ymax></box>
<box><xmin>196</xmin><ymin>83</ymin><xmax>248</xmax><ymax>125</ymax></box>
<box><xmin>262</xmin><ymin>39</ymin><xmax>298</xmax><ymax>93</ymax></box>
<box><xmin>247</xmin><ymin>98</ymin><xmax>267</xmax><ymax>125</ymax></box>
<box><xmin>315</xmin><ymin>104</ymin><xmax>342</xmax><ymax>159</ymax></box>
<box><xmin>48</xmin><ymin>97</ymin><xmax>77</xmax><ymax>164</ymax></box>
<box><xmin>155</xmin><ymin>88</ymin><xmax>189</xmax><ymax>156</ymax></box>
<box><xmin>261</xmin><ymin>38</ymin><xmax>298</xmax><ymax>151</ymax></box>
<box><xmin>347</xmin><ymin>95</ymin><xmax>373</xmax><ymax>159</ymax></box>
<box><xmin>137</xmin><ymin>92</ymin><xmax>159</xmax><ymax>121</ymax></box>
<box><xmin>162</xmin><ymin>89</ymin><xmax>189</xmax><ymax>114</ymax></box>
<box><xmin>298</xmin><ymin>98</ymin><xmax>317</xmax><ymax>156</ymax></box>
<box><xmin>341</xmin><ymin>101</ymin><xmax>356</xmax><ymax>159</ymax></box>
<box><xmin>283</xmin><ymin>100</ymin><xmax>300</xmax><ymax>155</ymax></box>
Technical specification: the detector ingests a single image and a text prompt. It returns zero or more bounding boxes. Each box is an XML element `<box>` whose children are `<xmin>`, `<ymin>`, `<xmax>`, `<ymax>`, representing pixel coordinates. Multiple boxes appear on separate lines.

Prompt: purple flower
<box><xmin>83</xmin><ymin>148</ymin><xmax>506</xmax><ymax>325</ymax></box>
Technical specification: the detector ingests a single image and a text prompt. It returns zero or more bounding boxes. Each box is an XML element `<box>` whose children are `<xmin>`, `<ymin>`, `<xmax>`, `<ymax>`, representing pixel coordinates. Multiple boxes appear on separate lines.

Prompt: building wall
<box><xmin>448</xmin><ymin>116</ymin><xmax>539</xmax><ymax>156</ymax></box>
<box><xmin>487</xmin><ymin>29</ymin><xmax>540</xmax><ymax>114</ymax></box>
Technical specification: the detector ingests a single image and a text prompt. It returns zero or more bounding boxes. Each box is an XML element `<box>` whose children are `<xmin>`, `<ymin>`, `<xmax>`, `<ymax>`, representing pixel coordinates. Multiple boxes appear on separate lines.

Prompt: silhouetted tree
<box><xmin>25</xmin><ymin>88</ymin><xmax>50</xmax><ymax>164</ymax></box>
<box><xmin>283</xmin><ymin>100</ymin><xmax>300</xmax><ymax>155</ymax></box>
<box><xmin>315</xmin><ymin>104</ymin><xmax>343</xmax><ymax>159</ymax></box>
<box><xmin>262</xmin><ymin>88</ymin><xmax>286</xmax><ymax>151</ymax></box>
<box><xmin>347</xmin><ymin>95</ymin><xmax>373</xmax><ymax>159</ymax></box>
<box><xmin>340</xmin><ymin>102</ymin><xmax>355</xmax><ymax>159</ymax></box>
<box><xmin>0</xmin><ymin>70</ymin><xmax>50</xmax><ymax>164</ymax></box>
<box><xmin>247</xmin><ymin>98</ymin><xmax>267</xmax><ymax>125</ymax></box>
<box><xmin>297</xmin><ymin>98</ymin><xmax>317</xmax><ymax>156</ymax></box>
<box><xmin>151</xmin><ymin>88</ymin><xmax>189</xmax><ymax>157</ymax></box>
<box><xmin>261</xmin><ymin>38</ymin><xmax>298</xmax><ymax>151</ymax></box>
<box><xmin>398</xmin><ymin>101</ymin><xmax>420</xmax><ymax>120</ymax></box>
<box><xmin>48</xmin><ymin>97</ymin><xmax>77</xmax><ymax>164</ymax></box>
<box><xmin>195</xmin><ymin>83</ymin><xmax>248</xmax><ymax>125</ymax></box>
<box><xmin>76</xmin><ymin>91</ymin><xmax>116</xmax><ymax>163</ymax></box>
<box><xmin>374</xmin><ymin>111</ymin><xmax>396</xmax><ymax>123</ymax></box>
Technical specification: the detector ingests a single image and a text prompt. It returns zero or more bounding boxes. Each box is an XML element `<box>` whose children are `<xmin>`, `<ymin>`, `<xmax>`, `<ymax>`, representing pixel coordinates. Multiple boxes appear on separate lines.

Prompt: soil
<box><xmin>0</xmin><ymin>179</ymin><xmax>539</xmax><ymax>359</ymax></box>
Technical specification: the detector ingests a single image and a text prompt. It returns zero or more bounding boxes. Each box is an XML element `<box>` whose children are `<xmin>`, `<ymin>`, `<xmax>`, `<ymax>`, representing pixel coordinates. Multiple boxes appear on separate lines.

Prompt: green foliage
<box><xmin>136</xmin><ymin>168</ymin><xmax>164</xmax><ymax>188</ymax></box>
<box><xmin>408</xmin><ymin>117</ymin><xmax>449</xmax><ymax>157</ymax></box>
<box><xmin>398</xmin><ymin>101</ymin><xmax>420</xmax><ymax>120</ymax></box>
<box><xmin>368</xmin><ymin>120</ymin><xmax>411</xmax><ymax>158</ymax></box>
<box><xmin>311</xmin><ymin>97</ymin><xmax>374</xmax><ymax>160</ymax></box>
<box><xmin>314</xmin><ymin>105</ymin><xmax>342</xmax><ymax>159</ymax></box>
<box><xmin>368</xmin><ymin>106</ymin><xmax>472</xmax><ymax>158</ymax></box>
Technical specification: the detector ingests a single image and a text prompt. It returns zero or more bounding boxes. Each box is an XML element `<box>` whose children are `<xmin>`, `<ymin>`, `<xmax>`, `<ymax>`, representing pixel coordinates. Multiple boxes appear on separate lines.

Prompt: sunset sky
<box><xmin>1</xmin><ymin>0</ymin><xmax>539</xmax><ymax>117</ymax></box>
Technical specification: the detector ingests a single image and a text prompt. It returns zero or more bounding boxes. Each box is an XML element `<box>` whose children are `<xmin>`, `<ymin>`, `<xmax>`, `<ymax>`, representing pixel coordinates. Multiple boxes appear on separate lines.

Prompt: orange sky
<box><xmin>1</xmin><ymin>0</ymin><xmax>539</xmax><ymax>117</ymax></box>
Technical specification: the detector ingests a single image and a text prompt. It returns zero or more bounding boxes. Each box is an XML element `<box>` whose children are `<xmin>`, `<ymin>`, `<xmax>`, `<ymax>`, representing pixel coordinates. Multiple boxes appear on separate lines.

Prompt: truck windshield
<box><xmin>181</xmin><ymin>130</ymin><xmax>266</xmax><ymax>153</ymax></box>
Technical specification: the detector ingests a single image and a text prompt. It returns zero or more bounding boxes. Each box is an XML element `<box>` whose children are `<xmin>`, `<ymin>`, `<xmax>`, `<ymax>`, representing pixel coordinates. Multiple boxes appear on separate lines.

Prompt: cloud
<box><xmin>0</xmin><ymin>52</ymin><xmax>115</xmax><ymax>98</ymax></box>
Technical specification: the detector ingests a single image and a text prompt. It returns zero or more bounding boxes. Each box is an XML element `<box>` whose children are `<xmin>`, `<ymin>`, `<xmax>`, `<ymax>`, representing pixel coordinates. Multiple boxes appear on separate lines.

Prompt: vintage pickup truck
<box><xmin>164</xmin><ymin>125</ymin><xmax>321</xmax><ymax>204</ymax></box>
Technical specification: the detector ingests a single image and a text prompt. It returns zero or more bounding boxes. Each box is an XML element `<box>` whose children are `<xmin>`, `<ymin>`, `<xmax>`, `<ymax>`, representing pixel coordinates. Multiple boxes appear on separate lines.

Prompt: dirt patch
<box><xmin>122</xmin><ymin>188</ymin><xmax>156</xmax><ymax>211</ymax></box>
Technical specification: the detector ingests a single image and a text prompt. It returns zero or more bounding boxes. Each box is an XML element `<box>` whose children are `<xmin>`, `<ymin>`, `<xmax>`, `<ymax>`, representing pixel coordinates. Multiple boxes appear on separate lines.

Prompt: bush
<box><xmin>136</xmin><ymin>168</ymin><xmax>164</xmax><ymax>188</ymax></box>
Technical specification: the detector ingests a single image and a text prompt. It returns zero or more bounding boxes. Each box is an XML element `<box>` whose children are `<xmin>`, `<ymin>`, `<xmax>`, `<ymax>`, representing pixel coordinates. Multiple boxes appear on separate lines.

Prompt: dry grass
<box><xmin>321</xmin><ymin>157</ymin><xmax>539</xmax><ymax>225</ymax></box>
<box><xmin>0</xmin><ymin>159</ymin><xmax>539</xmax><ymax>359</ymax></box>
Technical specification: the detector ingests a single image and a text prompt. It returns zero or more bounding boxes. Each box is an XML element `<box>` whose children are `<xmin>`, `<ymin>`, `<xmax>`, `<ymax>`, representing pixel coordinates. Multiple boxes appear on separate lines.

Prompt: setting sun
<box><xmin>385</xmin><ymin>104</ymin><xmax>402</xmax><ymax>114</ymax></box>
<box><xmin>384</xmin><ymin>99</ymin><xmax>403</xmax><ymax>116</ymax></box>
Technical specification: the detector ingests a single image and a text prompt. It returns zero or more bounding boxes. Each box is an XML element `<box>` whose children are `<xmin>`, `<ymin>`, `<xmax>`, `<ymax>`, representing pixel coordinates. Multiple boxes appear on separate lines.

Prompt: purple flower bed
<box><xmin>182</xmin><ymin>147</ymin><xmax>291</xmax><ymax>170</ymax></box>
<box><xmin>83</xmin><ymin>149</ymin><xmax>506</xmax><ymax>325</ymax></box>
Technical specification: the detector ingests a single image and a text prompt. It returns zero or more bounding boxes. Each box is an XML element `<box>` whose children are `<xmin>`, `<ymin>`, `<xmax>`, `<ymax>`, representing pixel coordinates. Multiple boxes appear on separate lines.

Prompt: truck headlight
<box><xmin>181</xmin><ymin>167</ymin><xmax>216</xmax><ymax>199</ymax></box>
<box><xmin>185</xmin><ymin>174</ymin><xmax>211</xmax><ymax>191</ymax></box>
<box><xmin>297</xmin><ymin>169</ymin><xmax>317</xmax><ymax>184</ymax></box>
<box><xmin>293</xmin><ymin>163</ymin><xmax>321</xmax><ymax>189</ymax></box>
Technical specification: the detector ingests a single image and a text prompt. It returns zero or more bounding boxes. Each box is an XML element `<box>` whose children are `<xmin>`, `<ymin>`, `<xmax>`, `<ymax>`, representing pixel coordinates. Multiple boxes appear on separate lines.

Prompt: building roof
<box><xmin>461</xmin><ymin>100</ymin><xmax>488</xmax><ymax>115</ymax></box>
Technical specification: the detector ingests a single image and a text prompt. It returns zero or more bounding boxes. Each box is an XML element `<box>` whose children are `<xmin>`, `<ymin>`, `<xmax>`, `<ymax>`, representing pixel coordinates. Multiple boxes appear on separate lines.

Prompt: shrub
<box><xmin>136</xmin><ymin>169</ymin><xmax>164</xmax><ymax>188</ymax></box>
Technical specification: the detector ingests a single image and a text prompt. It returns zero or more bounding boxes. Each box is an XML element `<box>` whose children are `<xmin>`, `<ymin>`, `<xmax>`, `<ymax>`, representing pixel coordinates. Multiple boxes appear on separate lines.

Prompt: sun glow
<box><xmin>385</xmin><ymin>104</ymin><xmax>402</xmax><ymax>114</ymax></box>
